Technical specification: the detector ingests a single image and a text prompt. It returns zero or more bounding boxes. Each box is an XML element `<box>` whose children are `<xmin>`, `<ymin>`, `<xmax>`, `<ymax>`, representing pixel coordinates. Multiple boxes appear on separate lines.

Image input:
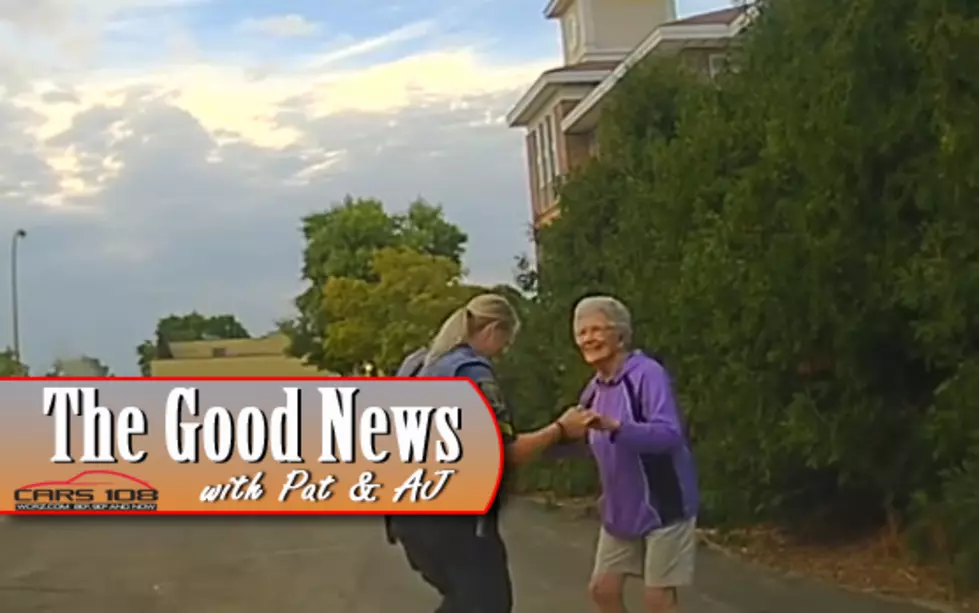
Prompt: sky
<box><xmin>0</xmin><ymin>0</ymin><xmax>731</xmax><ymax>375</ymax></box>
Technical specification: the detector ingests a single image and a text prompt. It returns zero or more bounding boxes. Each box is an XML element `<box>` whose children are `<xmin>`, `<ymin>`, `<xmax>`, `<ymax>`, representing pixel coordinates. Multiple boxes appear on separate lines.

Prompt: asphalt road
<box><xmin>0</xmin><ymin>502</ymin><xmax>940</xmax><ymax>613</ymax></box>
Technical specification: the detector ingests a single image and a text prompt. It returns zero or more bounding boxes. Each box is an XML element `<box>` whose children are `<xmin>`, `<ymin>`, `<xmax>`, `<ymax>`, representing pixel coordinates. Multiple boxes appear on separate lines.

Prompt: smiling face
<box><xmin>574</xmin><ymin>311</ymin><xmax>622</xmax><ymax>368</ymax></box>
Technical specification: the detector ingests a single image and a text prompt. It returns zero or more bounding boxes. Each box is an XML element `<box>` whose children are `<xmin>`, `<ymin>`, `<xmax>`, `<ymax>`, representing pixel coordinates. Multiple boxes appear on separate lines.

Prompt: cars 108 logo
<box><xmin>14</xmin><ymin>470</ymin><xmax>159</xmax><ymax>512</ymax></box>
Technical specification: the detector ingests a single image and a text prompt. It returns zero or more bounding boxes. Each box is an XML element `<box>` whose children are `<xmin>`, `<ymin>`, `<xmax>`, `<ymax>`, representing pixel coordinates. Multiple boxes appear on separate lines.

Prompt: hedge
<box><xmin>495</xmin><ymin>0</ymin><xmax>979</xmax><ymax>592</ymax></box>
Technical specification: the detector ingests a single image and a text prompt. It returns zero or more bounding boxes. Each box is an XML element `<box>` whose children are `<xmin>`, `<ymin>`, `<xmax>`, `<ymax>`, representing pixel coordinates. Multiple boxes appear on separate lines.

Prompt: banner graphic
<box><xmin>0</xmin><ymin>378</ymin><xmax>504</xmax><ymax>515</ymax></box>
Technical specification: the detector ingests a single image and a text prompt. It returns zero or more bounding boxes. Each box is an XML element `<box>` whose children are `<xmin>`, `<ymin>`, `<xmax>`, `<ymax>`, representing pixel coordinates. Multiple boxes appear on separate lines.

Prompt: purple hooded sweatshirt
<box><xmin>581</xmin><ymin>351</ymin><xmax>699</xmax><ymax>540</ymax></box>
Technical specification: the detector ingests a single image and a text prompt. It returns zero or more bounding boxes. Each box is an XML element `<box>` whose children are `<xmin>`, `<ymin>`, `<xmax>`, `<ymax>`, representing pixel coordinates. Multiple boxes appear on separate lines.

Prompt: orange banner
<box><xmin>0</xmin><ymin>378</ymin><xmax>504</xmax><ymax>515</ymax></box>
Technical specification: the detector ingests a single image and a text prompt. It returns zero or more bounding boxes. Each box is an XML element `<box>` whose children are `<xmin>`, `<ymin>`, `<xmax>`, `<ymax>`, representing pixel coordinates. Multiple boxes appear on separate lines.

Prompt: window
<box><xmin>533</xmin><ymin>114</ymin><xmax>563</xmax><ymax>206</ymax></box>
<box><xmin>548</xmin><ymin>114</ymin><xmax>560</xmax><ymax>183</ymax></box>
<box><xmin>537</xmin><ymin>113</ymin><xmax>561</xmax><ymax>191</ymax></box>
<box><xmin>583</xmin><ymin>130</ymin><xmax>598</xmax><ymax>158</ymax></box>
<box><xmin>534</xmin><ymin>125</ymin><xmax>546</xmax><ymax>193</ymax></box>
<box><xmin>528</xmin><ymin>129</ymin><xmax>539</xmax><ymax>185</ymax></box>
<box><xmin>542</xmin><ymin>116</ymin><xmax>555</xmax><ymax>186</ymax></box>
<box><xmin>708</xmin><ymin>53</ymin><xmax>728</xmax><ymax>80</ymax></box>
<box><xmin>528</xmin><ymin>130</ymin><xmax>541</xmax><ymax>212</ymax></box>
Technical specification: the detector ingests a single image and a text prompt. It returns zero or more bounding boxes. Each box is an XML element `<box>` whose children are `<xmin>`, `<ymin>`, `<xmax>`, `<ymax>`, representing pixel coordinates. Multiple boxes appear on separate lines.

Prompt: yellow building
<box><xmin>507</xmin><ymin>2</ymin><xmax>749</xmax><ymax>236</ymax></box>
<box><xmin>149</xmin><ymin>333</ymin><xmax>329</xmax><ymax>377</ymax></box>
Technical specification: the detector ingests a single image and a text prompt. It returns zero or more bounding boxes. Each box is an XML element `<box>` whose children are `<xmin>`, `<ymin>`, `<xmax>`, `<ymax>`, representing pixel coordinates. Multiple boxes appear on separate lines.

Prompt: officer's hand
<box><xmin>557</xmin><ymin>407</ymin><xmax>600</xmax><ymax>439</ymax></box>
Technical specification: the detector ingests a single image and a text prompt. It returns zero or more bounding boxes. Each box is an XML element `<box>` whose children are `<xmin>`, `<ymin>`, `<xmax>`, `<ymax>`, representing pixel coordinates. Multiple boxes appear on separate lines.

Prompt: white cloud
<box><xmin>14</xmin><ymin>46</ymin><xmax>549</xmax><ymax>195</ymax></box>
<box><xmin>0</xmin><ymin>0</ymin><xmax>208</xmax><ymax>39</ymax></box>
<box><xmin>0</xmin><ymin>4</ymin><xmax>553</xmax><ymax>375</ymax></box>
<box><xmin>303</xmin><ymin>19</ymin><xmax>437</xmax><ymax>69</ymax></box>
<box><xmin>237</xmin><ymin>14</ymin><xmax>321</xmax><ymax>38</ymax></box>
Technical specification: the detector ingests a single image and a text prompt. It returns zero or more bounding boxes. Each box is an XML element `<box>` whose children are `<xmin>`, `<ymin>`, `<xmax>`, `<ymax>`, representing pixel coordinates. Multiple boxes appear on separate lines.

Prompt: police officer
<box><xmin>390</xmin><ymin>293</ymin><xmax>598</xmax><ymax>613</ymax></box>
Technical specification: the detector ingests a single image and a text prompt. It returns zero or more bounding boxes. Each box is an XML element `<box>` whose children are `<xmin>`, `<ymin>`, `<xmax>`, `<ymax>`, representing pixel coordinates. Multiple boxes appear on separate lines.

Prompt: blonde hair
<box><xmin>424</xmin><ymin>293</ymin><xmax>520</xmax><ymax>366</ymax></box>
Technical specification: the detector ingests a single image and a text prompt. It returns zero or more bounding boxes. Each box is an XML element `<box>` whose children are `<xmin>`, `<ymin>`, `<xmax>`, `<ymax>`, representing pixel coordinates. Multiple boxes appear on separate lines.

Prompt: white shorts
<box><xmin>592</xmin><ymin>517</ymin><xmax>697</xmax><ymax>587</ymax></box>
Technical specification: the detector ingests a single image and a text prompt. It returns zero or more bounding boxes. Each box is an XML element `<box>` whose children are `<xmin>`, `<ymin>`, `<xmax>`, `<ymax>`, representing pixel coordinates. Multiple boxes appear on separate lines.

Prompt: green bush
<box><xmin>500</xmin><ymin>0</ymin><xmax>979</xmax><ymax>590</ymax></box>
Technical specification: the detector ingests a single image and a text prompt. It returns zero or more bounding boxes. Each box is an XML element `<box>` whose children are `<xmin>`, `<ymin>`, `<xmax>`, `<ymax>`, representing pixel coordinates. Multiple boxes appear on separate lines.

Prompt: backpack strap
<box><xmin>387</xmin><ymin>349</ymin><xmax>490</xmax><ymax>544</ymax></box>
<box><xmin>398</xmin><ymin>348</ymin><xmax>426</xmax><ymax>377</ymax></box>
<box><xmin>386</xmin><ymin>349</ymin><xmax>426</xmax><ymax>545</ymax></box>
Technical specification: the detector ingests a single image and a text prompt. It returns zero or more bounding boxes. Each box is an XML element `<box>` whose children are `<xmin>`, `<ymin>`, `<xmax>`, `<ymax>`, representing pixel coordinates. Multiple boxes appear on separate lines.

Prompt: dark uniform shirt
<box><xmin>396</xmin><ymin>346</ymin><xmax>515</xmax><ymax>446</ymax></box>
<box><xmin>455</xmin><ymin>361</ymin><xmax>516</xmax><ymax>446</ymax></box>
<box><xmin>397</xmin><ymin>346</ymin><xmax>516</xmax><ymax>511</ymax></box>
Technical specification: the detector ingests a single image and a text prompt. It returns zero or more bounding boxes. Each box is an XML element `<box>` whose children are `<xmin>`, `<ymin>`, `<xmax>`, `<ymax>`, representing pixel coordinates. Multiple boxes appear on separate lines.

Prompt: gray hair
<box><xmin>424</xmin><ymin>293</ymin><xmax>520</xmax><ymax>367</ymax></box>
<box><xmin>573</xmin><ymin>295</ymin><xmax>633</xmax><ymax>346</ymax></box>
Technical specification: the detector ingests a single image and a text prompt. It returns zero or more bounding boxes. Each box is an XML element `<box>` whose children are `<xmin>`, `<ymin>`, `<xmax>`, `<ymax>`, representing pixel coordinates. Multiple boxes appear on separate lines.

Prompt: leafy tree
<box><xmin>318</xmin><ymin>247</ymin><xmax>477</xmax><ymax>374</ymax></box>
<box><xmin>286</xmin><ymin>196</ymin><xmax>468</xmax><ymax>370</ymax></box>
<box><xmin>47</xmin><ymin>355</ymin><xmax>112</xmax><ymax>377</ymax></box>
<box><xmin>0</xmin><ymin>348</ymin><xmax>28</xmax><ymax>376</ymax></box>
<box><xmin>512</xmin><ymin>254</ymin><xmax>538</xmax><ymax>295</ymax></box>
<box><xmin>508</xmin><ymin>0</ymin><xmax>979</xmax><ymax>590</ymax></box>
<box><xmin>136</xmin><ymin>313</ymin><xmax>250</xmax><ymax>375</ymax></box>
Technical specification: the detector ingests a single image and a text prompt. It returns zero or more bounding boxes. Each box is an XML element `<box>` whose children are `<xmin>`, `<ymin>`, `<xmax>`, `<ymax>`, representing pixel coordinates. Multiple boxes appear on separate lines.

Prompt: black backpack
<box><xmin>384</xmin><ymin>352</ymin><xmax>426</xmax><ymax>544</ymax></box>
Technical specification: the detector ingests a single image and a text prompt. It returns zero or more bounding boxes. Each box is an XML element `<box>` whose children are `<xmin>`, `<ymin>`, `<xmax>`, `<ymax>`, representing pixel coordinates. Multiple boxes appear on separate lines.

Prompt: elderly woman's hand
<box><xmin>556</xmin><ymin>406</ymin><xmax>600</xmax><ymax>439</ymax></box>
<box><xmin>591</xmin><ymin>414</ymin><xmax>620</xmax><ymax>432</ymax></box>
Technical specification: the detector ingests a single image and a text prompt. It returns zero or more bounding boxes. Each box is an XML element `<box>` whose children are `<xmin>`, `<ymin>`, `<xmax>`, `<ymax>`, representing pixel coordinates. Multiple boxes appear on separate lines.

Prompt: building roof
<box><xmin>150</xmin><ymin>354</ymin><xmax>327</xmax><ymax>377</ymax></box>
<box><xmin>506</xmin><ymin>62</ymin><xmax>616</xmax><ymax>127</ymax></box>
<box><xmin>543</xmin><ymin>0</ymin><xmax>574</xmax><ymax>19</ymax></box>
<box><xmin>668</xmin><ymin>6</ymin><xmax>747</xmax><ymax>26</ymax></box>
<box><xmin>509</xmin><ymin>5</ymin><xmax>753</xmax><ymax>130</ymax></box>
<box><xmin>559</xmin><ymin>6</ymin><xmax>752</xmax><ymax>134</ymax></box>
<box><xmin>167</xmin><ymin>333</ymin><xmax>290</xmax><ymax>360</ymax></box>
<box><xmin>542</xmin><ymin>61</ymin><xmax>622</xmax><ymax>76</ymax></box>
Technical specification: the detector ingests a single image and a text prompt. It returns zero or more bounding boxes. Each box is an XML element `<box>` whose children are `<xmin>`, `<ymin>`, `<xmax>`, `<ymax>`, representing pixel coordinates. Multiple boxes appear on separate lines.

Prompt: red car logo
<box><xmin>17</xmin><ymin>470</ymin><xmax>155</xmax><ymax>491</ymax></box>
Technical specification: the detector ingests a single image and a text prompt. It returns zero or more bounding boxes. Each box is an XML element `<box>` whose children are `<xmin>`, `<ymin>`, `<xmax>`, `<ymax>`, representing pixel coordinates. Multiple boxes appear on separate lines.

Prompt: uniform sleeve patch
<box><xmin>476</xmin><ymin>379</ymin><xmax>515</xmax><ymax>441</ymax></box>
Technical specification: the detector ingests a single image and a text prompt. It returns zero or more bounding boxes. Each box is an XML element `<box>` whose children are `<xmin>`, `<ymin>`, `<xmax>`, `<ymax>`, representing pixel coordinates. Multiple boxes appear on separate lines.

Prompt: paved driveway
<box><xmin>0</xmin><ymin>502</ymin><xmax>939</xmax><ymax>612</ymax></box>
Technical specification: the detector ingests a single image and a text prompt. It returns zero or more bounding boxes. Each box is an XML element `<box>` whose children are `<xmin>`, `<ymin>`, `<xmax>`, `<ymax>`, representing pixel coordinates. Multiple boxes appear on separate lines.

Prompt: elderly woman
<box><xmin>573</xmin><ymin>295</ymin><xmax>699</xmax><ymax>613</ymax></box>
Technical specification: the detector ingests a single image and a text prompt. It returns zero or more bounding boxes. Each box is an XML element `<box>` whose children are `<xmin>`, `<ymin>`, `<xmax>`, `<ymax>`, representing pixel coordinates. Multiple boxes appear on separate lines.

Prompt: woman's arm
<box><xmin>506</xmin><ymin>423</ymin><xmax>565</xmax><ymax>466</ymax></box>
<box><xmin>603</xmin><ymin>368</ymin><xmax>684</xmax><ymax>453</ymax></box>
<box><xmin>506</xmin><ymin>412</ymin><xmax>596</xmax><ymax>465</ymax></box>
<box><xmin>465</xmin><ymin>362</ymin><xmax>598</xmax><ymax>465</ymax></box>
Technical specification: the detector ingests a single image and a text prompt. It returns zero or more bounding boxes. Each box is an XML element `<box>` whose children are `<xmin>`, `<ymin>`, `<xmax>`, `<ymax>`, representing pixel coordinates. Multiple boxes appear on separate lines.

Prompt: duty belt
<box><xmin>385</xmin><ymin>515</ymin><xmax>489</xmax><ymax>543</ymax></box>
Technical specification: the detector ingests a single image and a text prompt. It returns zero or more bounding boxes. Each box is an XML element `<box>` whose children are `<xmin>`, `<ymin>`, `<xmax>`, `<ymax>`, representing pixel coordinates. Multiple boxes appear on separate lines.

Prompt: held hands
<box><xmin>556</xmin><ymin>406</ymin><xmax>620</xmax><ymax>440</ymax></box>
<box><xmin>590</xmin><ymin>412</ymin><xmax>620</xmax><ymax>433</ymax></box>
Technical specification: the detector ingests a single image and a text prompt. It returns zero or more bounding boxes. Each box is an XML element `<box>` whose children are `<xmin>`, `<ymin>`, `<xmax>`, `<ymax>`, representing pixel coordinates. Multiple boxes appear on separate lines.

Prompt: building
<box><xmin>149</xmin><ymin>333</ymin><xmax>328</xmax><ymax>377</ymax></box>
<box><xmin>506</xmin><ymin>0</ymin><xmax>751</xmax><ymax>233</ymax></box>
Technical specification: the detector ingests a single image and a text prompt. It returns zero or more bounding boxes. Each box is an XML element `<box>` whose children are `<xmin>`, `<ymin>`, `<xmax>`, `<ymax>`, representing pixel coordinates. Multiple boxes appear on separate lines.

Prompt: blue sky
<box><xmin>0</xmin><ymin>0</ymin><xmax>731</xmax><ymax>374</ymax></box>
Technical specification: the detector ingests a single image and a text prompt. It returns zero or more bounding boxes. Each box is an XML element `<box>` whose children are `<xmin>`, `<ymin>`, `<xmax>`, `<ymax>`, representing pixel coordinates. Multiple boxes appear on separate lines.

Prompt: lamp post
<box><xmin>11</xmin><ymin>229</ymin><xmax>26</xmax><ymax>361</ymax></box>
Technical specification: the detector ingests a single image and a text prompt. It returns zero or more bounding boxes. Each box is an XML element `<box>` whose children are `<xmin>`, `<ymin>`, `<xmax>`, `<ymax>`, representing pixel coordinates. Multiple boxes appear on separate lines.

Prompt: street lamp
<box><xmin>11</xmin><ymin>228</ymin><xmax>26</xmax><ymax>361</ymax></box>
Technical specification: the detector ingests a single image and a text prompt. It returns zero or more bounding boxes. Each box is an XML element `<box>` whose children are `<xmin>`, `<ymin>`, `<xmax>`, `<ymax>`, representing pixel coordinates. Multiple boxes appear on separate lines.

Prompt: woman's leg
<box><xmin>589</xmin><ymin>527</ymin><xmax>643</xmax><ymax>613</ymax></box>
<box><xmin>396</xmin><ymin>525</ymin><xmax>454</xmax><ymax>610</ymax></box>
<box><xmin>440</xmin><ymin>523</ymin><xmax>513</xmax><ymax>613</ymax></box>
<box><xmin>641</xmin><ymin>518</ymin><xmax>697</xmax><ymax>613</ymax></box>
